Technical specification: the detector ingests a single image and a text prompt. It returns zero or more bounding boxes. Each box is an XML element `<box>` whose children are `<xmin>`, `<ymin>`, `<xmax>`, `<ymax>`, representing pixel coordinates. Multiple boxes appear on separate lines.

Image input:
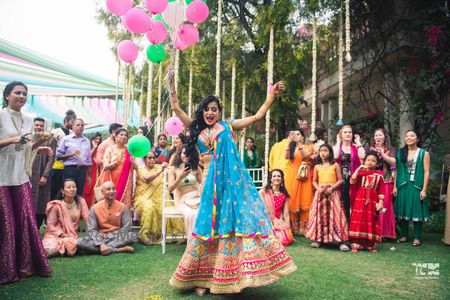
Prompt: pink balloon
<box><xmin>186</xmin><ymin>0</ymin><xmax>209</xmax><ymax>24</ymax></box>
<box><xmin>165</xmin><ymin>116</ymin><xmax>184</xmax><ymax>135</ymax></box>
<box><xmin>145</xmin><ymin>0</ymin><xmax>168</xmax><ymax>15</ymax></box>
<box><xmin>106</xmin><ymin>0</ymin><xmax>133</xmax><ymax>16</ymax></box>
<box><xmin>121</xmin><ymin>16</ymin><xmax>131</xmax><ymax>31</ymax></box>
<box><xmin>173</xmin><ymin>33</ymin><xmax>189</xmax><ymax>51</ymax></box>
<box><xmin>178</xmin><ymin>24</ymin><xmax>199</xmax><ymax>46</ymax></box>
<box><xmin>146</xmin><ymin>118</ymin><xmax>152</xmax><ymax>128</ymax></box>
<box><xmin>125</xmin><ymin>8</ymin><xmax>151</xmax><ymax>34</ymax></box>
<box><xmin>117</xmin><ymin>40</ymin><xmax>139</xmax><ymax>63</ymax></box>
<box><xmin>146</xmin><ymin>21</ymin><xmax>168</xmax><ymax>44</ymax></box>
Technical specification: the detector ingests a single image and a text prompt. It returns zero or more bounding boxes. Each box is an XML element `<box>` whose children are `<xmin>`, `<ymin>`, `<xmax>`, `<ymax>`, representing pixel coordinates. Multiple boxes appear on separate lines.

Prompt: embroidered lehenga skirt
<box><xmin>170</xmin><ymin>121</ymin><xmax>296</xmax><ymax>293</ymax></box>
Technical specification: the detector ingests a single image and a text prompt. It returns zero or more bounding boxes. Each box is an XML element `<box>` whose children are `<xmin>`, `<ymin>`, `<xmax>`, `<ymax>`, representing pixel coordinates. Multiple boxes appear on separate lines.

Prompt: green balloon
<box><xmin>146</xmin><ymin>44</ymin><xmax>167</xmax><ymax>63</ymax></box>
<box><xmin>154</xmin><ymin>14</ymin><xmax>169</xmax><ymax>29</ymax></box>
<box><xmin>127</xmin><ymin>135</ymin><xmax>151</xmax><ymax>158</ymax></box>
<box><xmin>186</xmin><ymin>0</ymin><xmax>207</xmax><ymax>4</ymax></box>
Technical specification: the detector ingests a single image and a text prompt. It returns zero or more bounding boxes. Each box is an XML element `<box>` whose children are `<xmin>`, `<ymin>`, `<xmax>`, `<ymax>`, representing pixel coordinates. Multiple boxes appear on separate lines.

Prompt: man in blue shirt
<box><xmin>56</xmin><ymin>118</ymin><xmax>92</xmax><ymax>195</ymax></box>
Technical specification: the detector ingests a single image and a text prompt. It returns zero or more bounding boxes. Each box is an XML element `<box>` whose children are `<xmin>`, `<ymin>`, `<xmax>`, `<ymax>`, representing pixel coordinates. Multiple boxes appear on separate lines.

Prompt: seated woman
<box><xmin>42</xmin><ymin>179</ymin><xmax>89</xmax><ymax>257</ymax></box>
<box><xmin>168</xmin><ymin>133</ymin><xmax>187</xmax><ymax>166</ymax></box>
<box><xmin>168</xmin><ymin>144</ymin><xmax>202</xmax><ymax>243</ymax></box>
<box><xmin>259</xmin><ymin>169</ymin><xmax>294</xmax><ymax>246</ymax></box>
<box><xmin>133</xmin><ymin>151</ymin><xmax>183</xmax><ymax>245</ymax></box>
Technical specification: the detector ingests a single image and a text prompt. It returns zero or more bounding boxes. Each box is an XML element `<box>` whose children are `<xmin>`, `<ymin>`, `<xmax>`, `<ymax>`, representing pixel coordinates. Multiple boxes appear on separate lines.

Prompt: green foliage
<box><xmin>424</xmin><ymin>209</ymin><xmax>446</xmax><ymax>233</ymax></box>
<box><xmin>96</xmin><ymin>0</ymin><xmax>449</xmax><ymax>152</ymax></box>
<box><xmin>427</xmin><ymin>178</ymin><xmax>446</xmax><ymax>212</ymax></box>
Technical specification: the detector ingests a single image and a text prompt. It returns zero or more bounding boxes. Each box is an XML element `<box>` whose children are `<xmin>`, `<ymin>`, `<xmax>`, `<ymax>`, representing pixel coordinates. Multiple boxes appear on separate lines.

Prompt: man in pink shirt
<box><xmin>94</xmin><ymin>123</ymin><xmax>122</xmax><ymax>168</ymax></box>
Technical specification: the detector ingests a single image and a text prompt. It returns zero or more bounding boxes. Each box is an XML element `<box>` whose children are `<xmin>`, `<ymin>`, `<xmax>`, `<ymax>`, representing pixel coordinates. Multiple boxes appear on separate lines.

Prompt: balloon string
<box><xmin>144</xmin><ymin>93</ymin><xmax>170</xmax><ymax>138</ymax></box>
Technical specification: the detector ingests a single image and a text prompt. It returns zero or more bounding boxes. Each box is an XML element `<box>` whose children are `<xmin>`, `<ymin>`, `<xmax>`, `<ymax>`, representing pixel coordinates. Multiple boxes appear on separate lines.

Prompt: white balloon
<box><xmin>162</xmin><ymin>2</ymin><xmax>185</xmax><ymax>30</ymax></box>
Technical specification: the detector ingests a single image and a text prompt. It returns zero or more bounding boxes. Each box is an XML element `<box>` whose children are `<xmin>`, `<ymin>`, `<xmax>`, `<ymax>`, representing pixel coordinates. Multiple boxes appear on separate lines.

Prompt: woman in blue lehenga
<box><xmin>167</xmin><ymin>74</ymin><xmax>296</xmax><ymax>295</ymax></box>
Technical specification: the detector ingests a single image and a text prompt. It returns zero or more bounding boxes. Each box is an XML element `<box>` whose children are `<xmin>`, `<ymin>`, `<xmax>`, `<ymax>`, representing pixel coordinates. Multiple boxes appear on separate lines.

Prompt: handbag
<box><xmin>296</xmin><ymin>161</ymin><xmax>309</xmax><ymax>181</ymax></box>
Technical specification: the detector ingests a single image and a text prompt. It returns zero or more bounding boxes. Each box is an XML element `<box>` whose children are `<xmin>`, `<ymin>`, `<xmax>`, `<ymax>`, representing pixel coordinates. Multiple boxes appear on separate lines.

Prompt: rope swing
<box><xmin>155</xmin><ymin>63</ymin><xmax>162</xmax><ymax>144</ymax></box>
<box><xmin>231</xmin><ymin>62</ymin><xmax>236</xmax><ymax>119</ymax></box>
<box><xmin>146</xmin><ymin>62</ymin><xmax>154</xmax><ymax>121</ymax></box>
<box><xmin>309</xmin><ymin>17</ymin><xmax>318</xmax><ymax>142</ymax></box>
<box><xmin>345</xmin><ymin>0</ymin><xmax>352</xmax><ymax>62</ymax></box>
<box><xmin>337</xmin><ymin>12</ymin><xmax>344</xmax><ymax>126</ymax></box>
<box><xmin>188</xmin><ymin>46</ymin><xmax>194</xmax><ymax>118</ymax></box>
<box><xmin>264</xmin><ymin>26</ymin><xmax>274</xmax><ymax>182</ymax></box>
<box><xmin>215</xmin><ymin>0</ymin><xmax>223</xmax><ymax>96</ymax></box>
<box><xmin>239</xmin><ymin>81</ymin><xmax>246</xmax><ymax>157</ymax></box>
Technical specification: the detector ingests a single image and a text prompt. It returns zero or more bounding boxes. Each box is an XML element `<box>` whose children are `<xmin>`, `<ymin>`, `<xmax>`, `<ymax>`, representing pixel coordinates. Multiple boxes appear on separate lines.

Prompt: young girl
<box><xmin>349</xmin><ymin>152</ymin><xmax>385</xmax><ymax>252</ymax></box>
<box><xmin>259</xmin><ymin>169</ymin><xmax>293</xmax><ymax>246</ymax></box>
<box><xmin>305</xmin><ymin>144</ymin><xmax>349</xmax><ymax>251</ymax></box>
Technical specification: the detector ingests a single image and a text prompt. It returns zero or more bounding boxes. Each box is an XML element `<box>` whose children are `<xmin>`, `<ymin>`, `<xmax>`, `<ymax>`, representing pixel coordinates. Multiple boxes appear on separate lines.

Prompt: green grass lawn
<box><xmin>1</xmin><ymin>233</ymin><xmax>449</xmax><ymax>300</ymax></box>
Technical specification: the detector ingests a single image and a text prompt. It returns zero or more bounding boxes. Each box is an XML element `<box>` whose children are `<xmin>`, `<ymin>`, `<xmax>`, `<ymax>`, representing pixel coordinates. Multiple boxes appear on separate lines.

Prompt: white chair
<box><xmin>247</xmin><ymin>167</ymin><xmax>265</xmax><ymax>190</ymax></box>
<box><xmin>161</xmin><ymin>168</ymin><xmax>185</xmax><ymax>254</ymax></box>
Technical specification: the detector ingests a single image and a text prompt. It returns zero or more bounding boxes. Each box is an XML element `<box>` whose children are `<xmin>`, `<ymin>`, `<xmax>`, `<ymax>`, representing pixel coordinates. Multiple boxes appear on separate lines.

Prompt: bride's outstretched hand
<box><xmin>271</xmin><ymin>81</ymin><xmax>285</xmax><ymax>96</ymax></box>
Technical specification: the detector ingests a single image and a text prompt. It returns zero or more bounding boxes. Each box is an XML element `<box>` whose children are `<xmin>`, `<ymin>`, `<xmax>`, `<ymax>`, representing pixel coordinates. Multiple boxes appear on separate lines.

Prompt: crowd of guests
<box><xmin>0</xmin><ymin>80</ymin><xmax>434</xmax><ymax>286</ymax></box>
<box><xmin>0</xmin><ymin>81</ymin><xmax>203</xmax><ymax>284</ymax></box>
<box><xmin>266</xmin><ymin>123</ymin><xmax>431</xmax><ymax>252</ymax></box>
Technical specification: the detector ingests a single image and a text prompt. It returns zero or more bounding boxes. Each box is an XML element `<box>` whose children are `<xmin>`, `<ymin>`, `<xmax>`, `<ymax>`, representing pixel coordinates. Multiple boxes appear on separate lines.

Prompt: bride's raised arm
<box><xmin>231</xmin><ymin>81</ymin><xmax>285</xmax><ymax>130</ymax></box>
<box><xmin>167</xmin><ymin>69</ymin><xmax>192</xmax><ymax>128</ymax></box>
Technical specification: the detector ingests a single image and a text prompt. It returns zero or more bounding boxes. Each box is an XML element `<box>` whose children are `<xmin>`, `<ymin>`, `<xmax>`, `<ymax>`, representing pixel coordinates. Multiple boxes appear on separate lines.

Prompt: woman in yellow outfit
<box><xmin>133</xmin><ymin>151</ymin><xmax>184</xmax><ymax>245</ymax></box>
<box><xmin>284</xmin><ymin>129</ymin><xmax>314</xmax><ymax>235</ymax></box>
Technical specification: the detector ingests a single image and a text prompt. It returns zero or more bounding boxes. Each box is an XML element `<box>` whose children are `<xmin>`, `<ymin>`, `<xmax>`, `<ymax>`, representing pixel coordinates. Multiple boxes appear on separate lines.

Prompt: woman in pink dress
<box><xmin>42</xmin><ymin>179</ymin><xmax>89</xmax><ymax>257</ymax></box>
<box><xmin>259</xmin><ymin>169</ymin><xmax>294</xmax><ymax>246</ymax></box>
<box><xmin>369</xmin><ymin>128</ymin><xmax>396</xmax><ymax>239</ymax></box>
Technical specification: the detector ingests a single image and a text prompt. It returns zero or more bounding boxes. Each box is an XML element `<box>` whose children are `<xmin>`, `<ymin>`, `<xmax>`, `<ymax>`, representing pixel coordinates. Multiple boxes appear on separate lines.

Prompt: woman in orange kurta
<box><xmin>284</xmin><ymin>129</ymin><xmax>314</xmax><ymax>235</ymax></box>
<box><xmin>42</xmin><ymin>179</ymin><xmax>89</xmax><ymax>257</ymax></box>
<box><xmin>101</xmin><ymin>128</ymin><xmax>134</xmax><ymax>208</ymax></box>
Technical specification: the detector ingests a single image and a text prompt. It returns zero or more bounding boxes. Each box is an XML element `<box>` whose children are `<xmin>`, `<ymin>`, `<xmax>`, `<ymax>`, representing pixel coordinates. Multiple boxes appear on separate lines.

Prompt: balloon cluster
<box><xmin>107</xmin><ymin>0</ymin><xmax>209</xmax><ymax>64</ymax></box>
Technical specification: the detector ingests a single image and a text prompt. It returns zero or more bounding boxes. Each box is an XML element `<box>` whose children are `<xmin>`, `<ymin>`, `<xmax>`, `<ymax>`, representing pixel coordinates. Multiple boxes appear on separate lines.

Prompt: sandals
<box><xmin>195</xmin><ymin>287</ymin><xmax>207</xmax><ymax>296</ymax></box>
<box><xmin>339</xmin><ymin>244</ymin><xmax>350</xmax><ymax>252</ymax></box>
<box><xmin>412</xmin><ymin>240</ymin><xmax>422</xmax><ymax>247</ymax></box>
<box><xmin>396</xmin><ymin>237</ymin><xmax>408</xmax><ymax>243</ymax></box>
<box><xmin>351</xmin><ymin>244</ymin><xmax>362</xmax><ymax>252</ymax></box>
<box><xmin>310</xmin><ymin>242</ymin><xmax>321</xmax><ymax>248</ymax></box>
<box><xmin>368</xmin><ymin>247</ymin><xmax>378</xmax><ymax>253</ymax></box>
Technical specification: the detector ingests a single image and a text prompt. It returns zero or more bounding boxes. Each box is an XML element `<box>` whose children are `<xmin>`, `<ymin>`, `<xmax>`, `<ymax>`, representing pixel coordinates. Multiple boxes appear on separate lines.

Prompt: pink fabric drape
<box><xmin>116</xmin><ymin>150</ymin><xmax>132</xmax><ymax>203</ymax></box>
<box><xmin>259</xmin><ymin>189</ymin><xmax>276</xmax><ymax>221</ymax></box>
